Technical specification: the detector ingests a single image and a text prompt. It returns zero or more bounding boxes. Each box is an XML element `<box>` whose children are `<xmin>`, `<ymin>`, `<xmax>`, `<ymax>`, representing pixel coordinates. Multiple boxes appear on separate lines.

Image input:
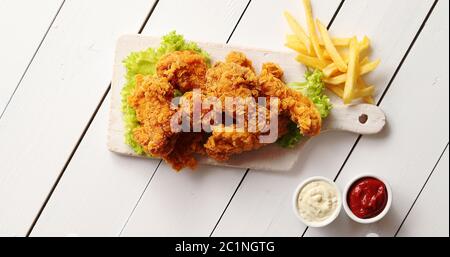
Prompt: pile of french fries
<box><xmin>284</xmin><ymin>0</ymin><xmax>380</xmax><ymax>104</ymax></box>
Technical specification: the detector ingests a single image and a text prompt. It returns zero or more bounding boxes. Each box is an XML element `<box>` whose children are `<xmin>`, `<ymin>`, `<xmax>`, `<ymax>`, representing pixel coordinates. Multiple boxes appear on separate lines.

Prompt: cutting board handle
<box><xmin>322</xmin><ymin>104</ymin><xmax>386</xmax><ymax>135</ymax></box>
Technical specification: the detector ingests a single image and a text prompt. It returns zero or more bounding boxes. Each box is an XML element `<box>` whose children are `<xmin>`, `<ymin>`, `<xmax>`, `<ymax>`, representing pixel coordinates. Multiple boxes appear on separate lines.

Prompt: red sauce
<box><xmin>347</xmin><ymin>177</ymin><xmax>388</xmax><ymax>219</ymax></box>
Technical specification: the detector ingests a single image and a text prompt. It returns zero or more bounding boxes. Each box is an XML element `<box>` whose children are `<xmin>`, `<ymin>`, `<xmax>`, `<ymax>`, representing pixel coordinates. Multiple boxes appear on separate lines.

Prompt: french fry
<box><xmin>355</xmin><ymin>85</ymin><xmax>375</xmax><ymax>98</ymax></box>
<box><xmin>327</xmin><ymin>84</ymin><xmax>375</xmax><ymax>102</ymax></box>
<box><xmin>316</xmin><ymin>19</ymin><xmax>347</xmax><ymax>72</ymax></box>
<box><xmin>284</xmin><ymin>11</ymin><xmax>312</xmax><ymax>54</ymax></box>
<box><xmin>319</xmin><ymin>37</ymin><xmax>351</xmax><ymax>47</ymax></box>
<box><xmin>359</xmin><ymin>36</ymin><xmax>370</xmax><ymax>55</ymax></box>
<box><xmin>358</xmin><ymin>78</ymin><xmax>376</xmax><ymax>104</ymax></box>
<box><xmin>323</xmin><ymin>74</ymin><xmax>345</xmax><ymax>85</ymax></box>
<box><xmin>323</xmin><ymin>59</ymin><xmax>381</xmax><ymax>85</ymax></box>
<box><xmin>360</xmin><ymin>56</ymin><xmax>369</xmax><ymax>65</ymax></box>
<box><xmin>322</xmin><ymin>50</ymin><xmax>331</xmax><ymax>60</ymax></box>
<box><xmin>284</xmin><ymin>4</ymin><xmax>378</xmax><ymax>105</ymax></box>
<box><xmin>286</xmin><ymin>34</ymin><xmax>302</xmax><ymax>44</ymax></box>
<box><xmin>322</xmin><ymin>47</ymin><xmax>348</xmax><ymax>61</ymax></box>
<box><xmin>285</xmin><ymin>36</ymin><xmax>309</xmax><ymax>55</ymax></box>
<box><xmin>326</xmin><ymin>84</ymin><xmax>344</xmax><ymax>98</ymax></box>
<box><xmin>322</xmin><ymin>49</ymin><xmax>348</xmax><ymax>62</ymax></box>
<box><xmin>363</xmin><ymin>96</ymin><xmax>375</xmax><ymax>104</ymax></box>
<box><xmin>322</xmin><ymin>63</ymin><xmax>339</xmax><ymax>77</ymax></box>
<box><xmin>323</xmin><ymin>39</ymin><xmax>370</xmax><ymax>62</ymax></box>
<box><xmin>343</xmin><ymin>37</ymin><xmax>359</xmax><ymax>104</ymax></box>
<box><xmin>360</xmin><ymin>59</ymin><xmax>380</xmax><ymax>74</ymax></box>
<box><xmin>295</xmin><ymin>53</ymin><xmax>329</xmax><ymax>69</ymax></box>
<box><xmin>302</xmin><ymin>0</ymin><xmax>323</xmax><ymax>60</ymax></box>
<box><xmin>285</xmin><ymin>42</ymin><xmax>309</xmax><ymax>55</ymax></box>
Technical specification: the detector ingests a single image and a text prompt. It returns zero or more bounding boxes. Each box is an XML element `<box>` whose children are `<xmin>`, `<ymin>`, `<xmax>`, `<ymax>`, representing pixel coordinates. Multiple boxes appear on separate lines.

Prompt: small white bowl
<box><xmin>342</xmin><ymin>174</ymin><xmax>392</xmax><ymax>224</ymax></box>
<box><xmin>292</xmin><ymin>176</ymin><xmax>342</xmax><ymax>227</ymax></box>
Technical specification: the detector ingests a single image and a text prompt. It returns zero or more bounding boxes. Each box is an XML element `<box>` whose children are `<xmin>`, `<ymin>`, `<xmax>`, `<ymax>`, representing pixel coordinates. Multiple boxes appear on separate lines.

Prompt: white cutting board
<box><xmin>108</xmin><ymin>35</ymin><xmax>385</xmax><ymax>171</ymax></box>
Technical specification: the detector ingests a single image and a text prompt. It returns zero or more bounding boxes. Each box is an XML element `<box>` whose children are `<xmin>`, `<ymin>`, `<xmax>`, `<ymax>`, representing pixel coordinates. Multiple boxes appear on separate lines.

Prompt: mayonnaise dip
<box><xmin>297</xmin><ymin>180</ymin><xmax>339</xmax><ymax>224</ymax></box>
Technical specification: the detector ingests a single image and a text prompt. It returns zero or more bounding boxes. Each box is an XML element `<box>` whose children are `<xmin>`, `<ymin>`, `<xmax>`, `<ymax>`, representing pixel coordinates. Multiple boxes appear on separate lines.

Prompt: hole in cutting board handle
<box><xmin>359</xmin><ymin>114</ymin><xmax>368</xmax><ymax>124</ymax></box>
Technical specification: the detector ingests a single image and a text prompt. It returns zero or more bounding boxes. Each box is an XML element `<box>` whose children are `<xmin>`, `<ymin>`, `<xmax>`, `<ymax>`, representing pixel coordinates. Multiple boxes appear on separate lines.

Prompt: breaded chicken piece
<box><xmin>176</xmin><ymin>90</ymin><xmax>216</xmax><ymax>132</ymax></box>
<box><xmin>204</xmin><ymin>53</ymin><xmax>259</xmax><ymax>102</ymax></box>
<box><xmin>143</xmin><ymin>90</ymin><xmax>209</xmax><ymax>171</ymax></box>
<box><xmin>203</xmin><ymin>52</ymin><xmax>284</xmax><ymax>161</ymax></box>
<box><xmin>275</xmin><ymin>115</ymin><xmax>292</xmax><ymax>138</ymax></box>
<box><xmin>128</xmin><ymin>75</ymin><xmax>178</xmax><ymax>157</ymax></box>
<box><xmin>156</xmin><ymin>50</ymin><xmax>208</xmax><ymax>92</ymax></box>
<box><xmin>164</xmin><ymin>132</ymin><xmax>207</xmax><ymax>171</ymax></box>
<box><xmin>204</xmin><ymin>106</ymin><xmax>290</xmax><ymax>162</ymax></box>
<box><xmin>225</xmin><ymin>51</ymin><xmax>255</xmax><ymax>72</ymax></box>
<box><xmin>258</xmin><ymin>63</ymin><xmax>322</xmax><ymax>136</ymax></box>
<box><xmin>204</xmin><ymin>124</ymin><xmax>263</xmax><ymax>161</ymax></box>
<box><xmin>204</xmin><ymin>51</ymin><xmax>262</xmax><ymax>128</ymax></box>
<box><xmin>130</xmin><ymin>76</ymin><xmax>207</xmax><ymax>171</ymax></box>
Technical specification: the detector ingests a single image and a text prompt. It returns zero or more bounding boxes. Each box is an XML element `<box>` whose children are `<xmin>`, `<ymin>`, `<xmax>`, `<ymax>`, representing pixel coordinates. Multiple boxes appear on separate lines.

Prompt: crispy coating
<box><xmin>204</xmin><ymin>124</ymin><xmax>263</xmax><ymax>161</ymax></box>
<box><xmin>164</xmin><ymin>132</ymin><xmax>207</xmax><ymax>171</ymax></box>
<box><xmin>177</xmin><ymin>90</ymin><xmax>216</xmax><ymax>132</ymax></box>
<box><xmin>129</xmin><ymin>51</ymin><xmax>322</xmax><ymax>170</ymax></box>
<box><xmin>204</xmin><ymin>56</ymin><xmax>259</xmax><ymax>101</ymax></box>
<box><xmin>202</xmin><ymin>52</ymin><xmax>276</xmax><ymax>161</ymax></box>
<box><xmin>225</xmin><ymin>51</ymin><xmax>255</xmax><ymax>72</ymax></box>
<box><xmin>128</xmin><ymin>75</ymin><xmax>178</xmax><ymax>157</ymax></box>
<box><xmin>276</xmin><ymin>115</ymin><xmax>292</xmax><ymax>138</ymax></box>
<box><xmin>259</xmin><ymin>62</ymin><xmax>322</xmax><ymax>136</ymax></box>
<box><xmin>204</xmin><ymin>102</ymin><xmax>285</xmax><ymax>162</ymax></box>
<box><xmin>204</xmin><ymin>52</ymin><xmax>261</xmax><ymax>127</ymax></box>
<box><xmin>156</xmin><ymin>50</ymin><xmax>207</xmax><ymax>92</ymax></box>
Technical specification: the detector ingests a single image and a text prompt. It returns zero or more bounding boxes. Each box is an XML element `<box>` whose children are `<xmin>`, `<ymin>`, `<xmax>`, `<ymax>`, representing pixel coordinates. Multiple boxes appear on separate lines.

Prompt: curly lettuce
<box><xmin>277</xmin><ymin>69</ymin><xmax>332</xmax><ymax>148</ymax></box>
<box><xmin>276</xmin><ymin>121</ymin><xmax>303</xmax><ymax>148</ymax></box>
<box><xmin>121</xmin><ymin>31</ymin><xmax>210</xmax><ymax>155</ymax></box>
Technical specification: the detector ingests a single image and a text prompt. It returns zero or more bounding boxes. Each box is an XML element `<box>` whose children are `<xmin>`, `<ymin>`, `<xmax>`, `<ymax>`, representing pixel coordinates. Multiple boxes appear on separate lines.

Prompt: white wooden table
<box><xmin>0</xmin><ymin>0</ymin><xmax>448</xmax><ymax>237</ymax></box>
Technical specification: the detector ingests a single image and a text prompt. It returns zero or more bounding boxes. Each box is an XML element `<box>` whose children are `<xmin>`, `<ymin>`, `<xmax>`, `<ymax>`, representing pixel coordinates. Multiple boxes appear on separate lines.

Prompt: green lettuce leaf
<box><xmin>121</xmin><ymin>31</ymin><xmax>210</xmax><ymax>155</ymax></box>
<box><xmin>276</xmin><ymin>121</ymin><xmax>303</xmax><ymax>148</ymax></box>
<box><xmin>288</xmin><ymin>69</ymin><xmax>332</xmax><ymax>119</ymax></box>
<box><xmin>277</xmin><ymin>69</ymin><xmax>332</xmax><ymax>148</ymax></box>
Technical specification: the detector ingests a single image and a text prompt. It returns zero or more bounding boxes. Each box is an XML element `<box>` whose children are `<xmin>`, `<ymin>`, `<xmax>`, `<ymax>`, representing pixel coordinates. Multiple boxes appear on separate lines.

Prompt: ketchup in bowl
<box><xmin>347</xmin><ymin>177</ymin><xmax>388</xmax><ymax>219</ymax></box>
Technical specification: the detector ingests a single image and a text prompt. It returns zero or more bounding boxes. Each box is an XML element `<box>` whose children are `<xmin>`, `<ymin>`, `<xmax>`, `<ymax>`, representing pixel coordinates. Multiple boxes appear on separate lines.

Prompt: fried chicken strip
<box><xmin>164</xmin><ymin>132</ymin><xmax>207</xmax><ymax>171</ymax></box>
<box><xmin>204</xmin><ymin>124</ymin><xmax>263</xmax><ymax>161</ymax></box>
<box><xmin>204</xmin><ymin>105</ymin><xmax>290</xmax><ymax>162</ymax></box>
<box><xmin>128</xmin><ymin>75</ymin><xmax>178</xmax><ymax>157</ymax></box>
<box><xmin>156</xmin><ymin>50</ymin><xmax>208</xmax><ymax>92</ymax></box>
<box><xmin>259</xmin><ymin>63</ymin><xmax>322</xmax><ymax>136</ymax></box>
<box><xmin>203</xmin><ymin>52</ymin><xmax>281</xmax><ymax>161</ymax></box>
<box><xmin>204</xmin><ymin>52</ymin><xmax>260</xmax><ymax>103</ymax></box>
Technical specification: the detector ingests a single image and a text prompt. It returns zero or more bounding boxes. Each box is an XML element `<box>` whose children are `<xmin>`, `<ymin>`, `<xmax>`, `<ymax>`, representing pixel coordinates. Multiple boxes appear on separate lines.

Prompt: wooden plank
<box><xmin>122</xmin><ymin>162</ymin><xmax>249</xmax><ymax>236</ymax></box>
<box><xmin>30</xmin><ymin>0</ymin><xmax>250</xmax><ymax>236</ymax></box>
<box><xmin>213</xmin><ymin>0</ymin><xmax>435</xmax><ymax>236</ymax></box>
<box><xmin>120</xmin><ymin>0</ymin><xmax>343</xmax><ymax>237</ymax></box>
<box><xmin>30</xmin><ymin>96</ymin><xmax>161</xmax><ymax>236</ymax></box>
<box><xmin>140</xmin><ymin>0</ymin><xmax>249</xmax><ymax>43</ymax></box>
<box><xmin>0</xmin><ymin>0</ymin><xmax>157</xmax><ymax>236</ymax></box>
<box><xmin>397</xmin><ymin>146</ymin><xmax>449</xmax><ymax>237</ymax></box>
<box><xmin>306</xmin><ymin>0</ymin><xmax>448</xmax><ymax>236</ymax></box>
<box><xmin>0</xmin><ymin>0</ymin><xmax>63</xmax><ymax>112</ymax></box>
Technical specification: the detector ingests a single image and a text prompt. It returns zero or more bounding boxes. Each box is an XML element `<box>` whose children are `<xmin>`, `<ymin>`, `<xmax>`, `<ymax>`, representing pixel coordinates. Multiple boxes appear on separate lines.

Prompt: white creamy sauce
<box><xmin>297</xmin><ymin>180</ymin><xmax>338</xmax><ymax>223</ymax></box>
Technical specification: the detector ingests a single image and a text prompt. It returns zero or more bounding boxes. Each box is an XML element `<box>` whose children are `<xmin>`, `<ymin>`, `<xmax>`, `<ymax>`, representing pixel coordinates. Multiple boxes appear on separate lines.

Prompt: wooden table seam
<box><xmin>0</xmin><ymin>0</ymin><xmax>66</xmax><ymax>122</ymax></box>
<box><xmin>394</xmin><ymin>142</ymin><xmax>449</xmax><ymax>236</ymax></box>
